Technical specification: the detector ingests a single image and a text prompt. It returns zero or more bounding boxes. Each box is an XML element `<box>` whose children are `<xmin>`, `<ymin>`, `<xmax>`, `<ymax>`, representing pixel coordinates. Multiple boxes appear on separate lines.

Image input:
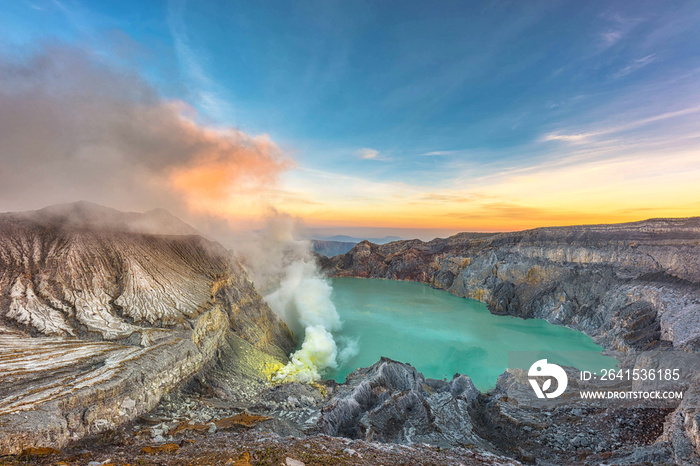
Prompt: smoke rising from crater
<box><xmin>239</xmin><ymin>212</ymin><xmax>355</xmax><ymax>383</ymax></box>
<box><xmin>0</xmin><ymin>44</ymin><xmax>290</xmax><ymax>227</ymax></box>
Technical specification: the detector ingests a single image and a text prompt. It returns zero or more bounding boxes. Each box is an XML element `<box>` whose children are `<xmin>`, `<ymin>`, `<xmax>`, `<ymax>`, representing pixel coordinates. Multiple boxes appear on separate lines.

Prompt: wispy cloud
<box><xmin>543</xmin><ymin>104</ymin><xmax>700</xmax><ymax>144</ymax></box>
<box><xmin>422</xmin><ymin>150</ymin><xmax>459</xmax><ymax>156</ymax></box>
<box><xmin>28</xmin><ymin>0</ymin><xmax>95</xmax><ymax>37</ymax></box>
<box><xmin>614</xmin><ymin>54</ymin><xmax>657</xmax><ymax>79</ymax></box>
<box><xmin>167</xmin><ymin>0</ymin><xmax>231</xmax><ymax>120</ymax></box>
<box><xmin>597</xmin><ymin>12</ymin><xmax>644</xmax><ymax>49</ymax></box>
<box><xmin>542</xmin><ymin>132</ymin><xmax>596</xmax><ymax>143</ymax></box>
<box><xmin>27</xmin><ymin>2</ymin><xmax>47</xmax><ymax>12</ymax></box>
<box><xmin>601</xmin><ymin>30</ymin><xmax>622</xmax><ymax>46</ymax></box>
<box><xmin>278</xmin><ymin>141</ymin><xmax>700</xmax><ymax>231</ymax></box>
<box><xmin>357</xmin><ymin>147</ymin><xmax>380</xmax><ymax>160</ymax></box>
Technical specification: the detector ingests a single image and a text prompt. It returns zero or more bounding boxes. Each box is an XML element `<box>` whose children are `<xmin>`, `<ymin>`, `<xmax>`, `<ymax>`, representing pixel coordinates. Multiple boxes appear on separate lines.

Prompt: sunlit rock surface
<box><xmin>0</xmin><ymin>202</ymin><xmax>295</xmax><ymax>455</ymax></box>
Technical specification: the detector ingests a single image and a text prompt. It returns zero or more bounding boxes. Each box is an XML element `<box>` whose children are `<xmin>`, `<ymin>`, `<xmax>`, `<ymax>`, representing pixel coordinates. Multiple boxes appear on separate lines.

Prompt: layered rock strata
<box><xmin>0</xmin><ymin>203</ymin><xmax>295</xmax><ymax>454</ymax></box>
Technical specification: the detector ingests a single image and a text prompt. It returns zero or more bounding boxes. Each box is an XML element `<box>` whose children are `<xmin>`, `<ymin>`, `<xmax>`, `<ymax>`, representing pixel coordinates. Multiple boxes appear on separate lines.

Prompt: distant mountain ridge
<box><xmin>310</xmin><ymin>235</ymin><xmax>404</xmax><ymax>256</ymax></box>
<box><xmin>4</xmin><ymin>201</ymin><xmax>202</xmax><ymax>237</ymax></box>
<box><xmin>313</xmin><ymin>234</ymin><xmax>402</xmax><ymax>245</ymax></box>
<box><xmin>310</xmin><ymin>239</ymin><xmax>357</xmax><ymax>257</ymax></box>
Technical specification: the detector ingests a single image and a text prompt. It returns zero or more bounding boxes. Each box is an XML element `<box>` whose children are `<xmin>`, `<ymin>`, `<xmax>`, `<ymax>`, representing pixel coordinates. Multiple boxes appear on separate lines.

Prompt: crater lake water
<box><xmin>327</xmin><ymin>277</ymin><xmax>617</xmax><ymax>391</ymax></box>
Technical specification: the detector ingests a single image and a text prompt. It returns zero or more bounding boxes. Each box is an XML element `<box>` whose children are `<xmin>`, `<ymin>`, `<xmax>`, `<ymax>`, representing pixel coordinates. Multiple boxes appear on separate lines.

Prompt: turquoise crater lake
<box><xmin>327</xmin><ymin>277</ymin><xmax>616</xmax><ymax>391</ymax></box>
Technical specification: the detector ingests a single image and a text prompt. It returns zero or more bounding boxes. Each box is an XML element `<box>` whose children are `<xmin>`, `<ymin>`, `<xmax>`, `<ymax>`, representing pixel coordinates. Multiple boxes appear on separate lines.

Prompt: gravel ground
<box><xmin>0</xmin><ymin>425</ymin><xmax>520</xmax><ymax>466</ymax></box>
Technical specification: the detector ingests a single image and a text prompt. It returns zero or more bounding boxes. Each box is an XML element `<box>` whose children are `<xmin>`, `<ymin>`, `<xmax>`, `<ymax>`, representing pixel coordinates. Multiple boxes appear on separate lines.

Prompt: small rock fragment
<box><xmin>227</xmin><ymin>451</ymin><xmax>252</xmax><ymax>465</ymax></box>
<box><xmin>140</xmin><ymin>443</ymin><xmax>180</xmax><ymax>454</ymax></box>
<box><xmin>215</xmin><ymin>412</ymin><xmax>271</xmax><ymax>429</ymax></box>
<box><xmin>19</xmin><ymin>447</ymin><xmax>60</xmax><ymax>458</ymax></box>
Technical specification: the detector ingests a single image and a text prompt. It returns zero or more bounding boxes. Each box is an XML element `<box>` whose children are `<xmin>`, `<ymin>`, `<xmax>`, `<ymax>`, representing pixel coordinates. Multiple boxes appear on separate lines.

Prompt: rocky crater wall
<box><xmin>319</xmin><ymin>218</ymin><xmax>700</xmax><ymax>462</ymax></box>
<box><xmin>0</xmin><ymin>208</ymin><xmax>296</xmax><ymax>454</ymax></box>
<box><xmin>321</xmin><ymin>218</ymin><xmax>700</xmax><ymax>351</ymax></box>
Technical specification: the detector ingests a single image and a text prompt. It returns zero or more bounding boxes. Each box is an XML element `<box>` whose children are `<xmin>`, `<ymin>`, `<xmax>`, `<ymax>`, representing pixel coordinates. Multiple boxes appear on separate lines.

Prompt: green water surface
<box><xmin>327</xmin><ymin>277</ymin><xmax>617</xmax><ymax>391</ymax></box>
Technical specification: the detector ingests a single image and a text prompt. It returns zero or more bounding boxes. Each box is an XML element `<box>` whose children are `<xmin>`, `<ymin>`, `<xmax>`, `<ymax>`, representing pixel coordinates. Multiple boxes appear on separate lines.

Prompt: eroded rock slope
<box><xmin>0</xmin><ymin>202</ymin><xmax>295</xmax><ymax>454</ymax></box>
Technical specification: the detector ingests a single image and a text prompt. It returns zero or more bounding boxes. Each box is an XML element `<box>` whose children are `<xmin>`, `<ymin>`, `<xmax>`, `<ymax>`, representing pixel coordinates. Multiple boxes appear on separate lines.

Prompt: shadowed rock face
<box><xmin>238</xmin><ymin>356</ymin><xmax>692</xmax><ymax>464</ymax></box>
<box><xmin>310</xmin><ymin>239</ymin><xmax>357</xmax><ymax>257</ymax></box>
<box><xmin>0</xmin><ymin>202</ymin><xmax>296</xmax><ymax>454</ymax></box>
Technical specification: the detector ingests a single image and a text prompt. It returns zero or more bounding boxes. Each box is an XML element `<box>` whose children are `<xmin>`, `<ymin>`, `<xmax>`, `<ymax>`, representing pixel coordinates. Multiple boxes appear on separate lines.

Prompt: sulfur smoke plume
<box><xmin>240</xmin><ymin>213</ymin><xmax>353</xmax><ymax>383</ymax></box>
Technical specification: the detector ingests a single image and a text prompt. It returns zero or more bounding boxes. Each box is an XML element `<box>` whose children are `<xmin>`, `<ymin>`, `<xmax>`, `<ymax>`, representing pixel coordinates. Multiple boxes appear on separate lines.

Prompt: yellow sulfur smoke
<box><xmin>265</xmin><ymin>261</ymin><xmax>342</xmax><ymax>383</ymax></box>
<box><xmin>273</xmin><ymin>325</ymin><xmax>338</xmax><ymax>383</ymax></box>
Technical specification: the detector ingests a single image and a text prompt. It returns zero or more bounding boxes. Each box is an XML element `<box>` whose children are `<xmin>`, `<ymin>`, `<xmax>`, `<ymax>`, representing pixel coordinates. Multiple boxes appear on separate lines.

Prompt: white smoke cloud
<box><xmin>0</xmin><ymin>44</ymin><xmax>290</xmax><ymax>232</ymax></box>
<box><xmin>274</xmin><ymin>325</ymin><xmax>338</xmax><ymax>383</ymax></box>
<box><xmin>1</xmin><ymin>41</ymin><xmax>349</xmax><ymax>384</ymax></box>
<box><xmin>264</xmin><ymin>261</ymin><xmax>340</xmax><ymax>336</ymax></box>
<box><xmin>238</xmin><ymin>211</ymin><xmax>349</xmax><ymax>383</ymax></box>
<box><xmin>336</xmin><ymin>335</ymin><xmax>360</xmax><ymax>365</ymax></box>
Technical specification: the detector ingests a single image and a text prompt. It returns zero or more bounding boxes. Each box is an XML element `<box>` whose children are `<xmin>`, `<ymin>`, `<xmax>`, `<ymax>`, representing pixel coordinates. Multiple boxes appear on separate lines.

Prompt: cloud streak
<box><xmin>357</xmin><ymin>147</ymin><xmax>380</xmax><ymax>159</ymax></box>
<box><xmin>614</xmin><ymin>54</ymin><xmax>657</xmax><ymax>78</ymax></box>
<box><xmin>543</xmin><ymin>104</ymin><xmax>700</xmax><ymax>144</ymax></box>
<box><xmin>167</xmin><ymin>0</ymin><xmax>231</xmax><ymax>119</ymax></box>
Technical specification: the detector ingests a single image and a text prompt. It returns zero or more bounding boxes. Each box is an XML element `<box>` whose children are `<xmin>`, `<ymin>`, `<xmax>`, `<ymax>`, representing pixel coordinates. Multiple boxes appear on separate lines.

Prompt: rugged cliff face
<box><xmin>321</xmin><ymin>219</ymin><xmax>700</xmax><ymax>351</ymax></box>
<box><xmin>0</xmin><ymin>202</ymin><xmax>296</xmax><ymax>454</ymax></box>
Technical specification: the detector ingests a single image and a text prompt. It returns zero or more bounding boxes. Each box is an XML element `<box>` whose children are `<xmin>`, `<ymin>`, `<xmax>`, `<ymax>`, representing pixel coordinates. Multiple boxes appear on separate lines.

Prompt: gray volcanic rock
<box><xmin>141</xmin><ymin>354</ymin><xmax>693</xmax><ymax>465</ymax></box>
<box><xmin>471</xmin><ymin>367</ymin><xmax>679</xmax><ymax>464</ymax></box>
<box><xmin>315</xmin><ymin>358</ymin><xmax>491</xmax><ymax>450</ymax></box>
<box><xmin>0</xmin><ymin>202</ymin><xmax>295</xmax><ymax>454</ymax></box>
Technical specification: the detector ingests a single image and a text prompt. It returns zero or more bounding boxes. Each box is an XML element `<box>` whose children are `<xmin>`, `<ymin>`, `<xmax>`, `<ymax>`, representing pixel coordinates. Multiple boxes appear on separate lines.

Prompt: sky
<box><xmin>1</xmin><ymin>0</ymin><xmax>699</xmax><ymax>240</ymax></box>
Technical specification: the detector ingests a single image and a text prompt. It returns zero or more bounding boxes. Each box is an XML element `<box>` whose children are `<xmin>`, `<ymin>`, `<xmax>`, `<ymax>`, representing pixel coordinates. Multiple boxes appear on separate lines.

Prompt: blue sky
<box><xmin>2</xmin><ymin>0</ymin><xmax>700</xmax><ymax>237</ymax></box>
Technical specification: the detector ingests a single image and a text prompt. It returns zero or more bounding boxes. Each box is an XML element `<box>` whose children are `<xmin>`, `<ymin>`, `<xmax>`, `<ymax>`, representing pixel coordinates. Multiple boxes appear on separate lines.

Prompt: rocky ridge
<box><xmin>321</xmin><ymin>218</ymin><xmax>700</xmax><ymax>351</ymax></box>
